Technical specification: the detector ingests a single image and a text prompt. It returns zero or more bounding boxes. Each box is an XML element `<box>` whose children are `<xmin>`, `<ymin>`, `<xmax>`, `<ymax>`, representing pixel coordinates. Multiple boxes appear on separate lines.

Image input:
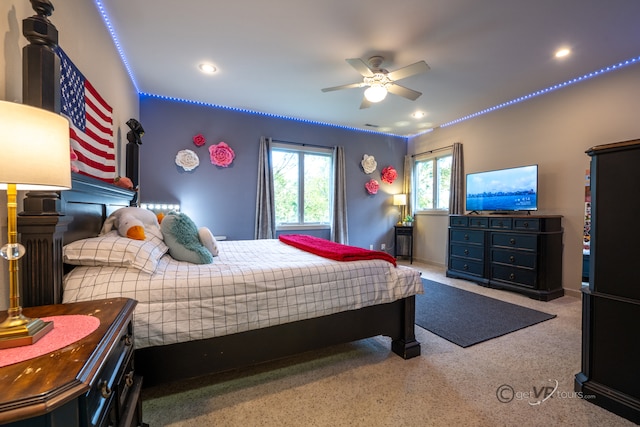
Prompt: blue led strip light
<box><xmin>94</xmin><ymin>0</ymin><xmax>139</xmax><ymax>92</ymax></box>
<box><xmin>140</xmin><ymin>92</ymin><xmax>406</xmax><ymax>138</ymax></box>
<box><xmin>440</xmin><ymin>55</ymin><xmax>640</xmax><ymax>128</ymax></box>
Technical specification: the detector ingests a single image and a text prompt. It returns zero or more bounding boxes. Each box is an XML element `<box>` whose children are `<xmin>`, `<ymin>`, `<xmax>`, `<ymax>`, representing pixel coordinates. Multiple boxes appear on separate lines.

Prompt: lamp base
<box><xmin>0</xmin><ymin>314</ymin><xmax>54</xmax><ymax>349</ymax></box>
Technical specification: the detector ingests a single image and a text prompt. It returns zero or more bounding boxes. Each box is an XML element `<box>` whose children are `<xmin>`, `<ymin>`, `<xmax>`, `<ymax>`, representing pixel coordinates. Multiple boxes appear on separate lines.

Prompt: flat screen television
<box><xmin>466</xmin><ymin>164</ymin><xmax>538</xmax><ymax>212</ymax></box>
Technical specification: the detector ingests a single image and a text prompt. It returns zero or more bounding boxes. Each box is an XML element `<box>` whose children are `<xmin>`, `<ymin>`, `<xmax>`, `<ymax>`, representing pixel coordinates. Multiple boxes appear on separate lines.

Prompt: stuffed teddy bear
<box><xmin>100</xmin><ymin>207</ymin><xmax>162</xmax><ymax>240</ymax></box>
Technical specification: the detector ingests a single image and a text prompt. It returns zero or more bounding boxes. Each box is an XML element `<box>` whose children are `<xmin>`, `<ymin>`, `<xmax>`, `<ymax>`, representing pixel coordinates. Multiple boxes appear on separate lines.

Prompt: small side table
<box><xmin>394</xmin><ymin>225</ymin><xmax>414</xmax><ymax>264</ymax></box>
<box><xmin>0</xmin><ymin>298</ymin><xmax>145</xmax><ymax>427</ymax></box>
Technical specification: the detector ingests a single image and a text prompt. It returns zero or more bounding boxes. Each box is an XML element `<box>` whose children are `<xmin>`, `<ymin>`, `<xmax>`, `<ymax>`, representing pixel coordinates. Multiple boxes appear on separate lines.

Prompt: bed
<box><xmin>17</xmin><ymin>174</ymin><xmax>423</xmax><ymax>387</ymax></box>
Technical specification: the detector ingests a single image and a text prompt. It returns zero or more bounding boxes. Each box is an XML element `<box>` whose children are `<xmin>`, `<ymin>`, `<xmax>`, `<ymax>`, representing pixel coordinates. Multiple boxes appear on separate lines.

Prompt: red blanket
<box><xmin>279</xmin><ymin>234</ymin><xmax>397</xmax><ymax>267</ymax></box>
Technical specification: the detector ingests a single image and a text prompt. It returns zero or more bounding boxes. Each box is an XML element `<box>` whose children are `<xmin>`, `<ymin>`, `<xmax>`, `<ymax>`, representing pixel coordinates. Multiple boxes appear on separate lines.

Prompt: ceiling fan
<box><xmin>321</xmin><ymin>56</ymin><xmax>430</xmax><ymax>109</ymax></box>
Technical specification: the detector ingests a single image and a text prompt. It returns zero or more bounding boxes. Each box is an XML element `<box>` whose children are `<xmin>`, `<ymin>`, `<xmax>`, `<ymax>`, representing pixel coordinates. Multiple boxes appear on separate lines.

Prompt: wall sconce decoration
<box><xmin>381</xmin><ymin>166</ymin><xmax>398</xmax><ymax>184</ymax></box>
<box><xmin>361</xmin><ymin>154</ymin><xmax>377</xmax><ymax>174</ymax></box>
<box><xmin>175</xmin><ymin>149</ymin><xmax>200</xmax><ymax>171</ymax></box>
<box><xmin>209</xmin><ymin>141</ymin><xmax>235</xmax><ymax>167</ymax></box>
<box><xmin>193</xmin><ymin>133</ymin><xmax>206</xmax><ymax>147</ymax></box>
<box><xmin>365</xmin><ymin>179</ymin><xmax>380</xmax><ymax>195</ymax></box>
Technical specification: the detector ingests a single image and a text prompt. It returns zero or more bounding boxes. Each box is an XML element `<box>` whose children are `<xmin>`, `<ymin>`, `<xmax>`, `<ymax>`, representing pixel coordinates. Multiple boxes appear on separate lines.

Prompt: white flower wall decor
<box><xmin>361</xmin><ymin>154</ymin><xmax>377</xmax><ymax>174</ymax></box>
<box><xmin>175</xmin><ymin>149</ymin><xmax>200</xmax><ymax>171</ymax></box>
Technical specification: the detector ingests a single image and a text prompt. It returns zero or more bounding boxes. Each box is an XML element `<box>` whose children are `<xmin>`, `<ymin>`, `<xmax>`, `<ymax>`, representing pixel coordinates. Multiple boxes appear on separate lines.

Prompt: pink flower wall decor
<box><xmin>209</xmin><ymin>141</ymin><xmax>235</xmax><ymax>167</ymax></box>
<box><xmin>365</xmin><ymin>179</ymin><xmax>380</xmax><ymax>195</ymax></box>
<box><xmin>193</xmin><ymin>133</ymin><xmax>206</xmax><ymax>147</ymax></box>
<box><xmin>381</xmin><ymin>166</ymin><xmax>398</xmax><ymax>184</ymax></box>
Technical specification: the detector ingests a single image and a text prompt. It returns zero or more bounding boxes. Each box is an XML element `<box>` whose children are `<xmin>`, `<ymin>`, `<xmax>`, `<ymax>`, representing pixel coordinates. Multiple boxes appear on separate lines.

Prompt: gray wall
<box><xmin>139</xmin><ymin>97</ymin><xmax>408</xmax><ymax>250</ymax></box>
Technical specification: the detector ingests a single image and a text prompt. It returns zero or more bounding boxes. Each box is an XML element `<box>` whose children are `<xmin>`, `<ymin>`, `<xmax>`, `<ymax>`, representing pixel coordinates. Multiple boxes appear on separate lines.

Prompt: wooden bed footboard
<box><xmin>136</xmin><ymin>296</ymin><xmax>420</xmax><ymax>387</ymax></box>
<box><xmin>17</xmin><ymin>174</ymin><xmax>421</xmax><ymax>388</ymax></box>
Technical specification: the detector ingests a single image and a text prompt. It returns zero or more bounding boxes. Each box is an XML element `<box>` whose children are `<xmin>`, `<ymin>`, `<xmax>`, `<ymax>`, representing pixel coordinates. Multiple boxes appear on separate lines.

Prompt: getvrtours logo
<box><xmin>496</xmin><ymin>380</ymin><xmax>595</xmax><ymax>405</ymax></box>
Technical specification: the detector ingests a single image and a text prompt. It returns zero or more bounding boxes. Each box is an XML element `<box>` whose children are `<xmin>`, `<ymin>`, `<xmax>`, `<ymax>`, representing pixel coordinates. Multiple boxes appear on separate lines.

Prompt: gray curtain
<box><xmin>449</xmin><ymin>142</ymin><xmax>464</xmax><ymax>214</ymax></box>
<box><xmin>403</xmin><ymin>155</ymin><xmax>414</xmax><ymax>219</ymax></box>
<box><xmin>254</xmin><ymin>136</ymin><xmax>276</xmax><ymax>239</ymax></box>
<box><xmin>330</xmin><ymin>146</ymin><xmax>348</xmax><ymax>244</ymax></box>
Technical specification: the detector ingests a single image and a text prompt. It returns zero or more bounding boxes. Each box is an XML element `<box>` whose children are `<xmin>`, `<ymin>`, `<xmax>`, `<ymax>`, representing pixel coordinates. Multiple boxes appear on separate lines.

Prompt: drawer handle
<box><xmin>463</xmin><ymin>264</ymin><xmax>469</xmax><ymax>270</ymax></box>
<box><xmin>509</xmin><ymin>255</ymin><xmax>515</xmax><ymax>263</ymax></box>
<box><xmin>509</xmin><ymin>238</ymin><xmax>516</xmax><ymax>245</ymax></box>
<box><xmin>509</xmin><ymin>273</ymin><xmax>515</xmax><ymax>280</ymax></box>
<box><xmin>100</xmin><ymin>381</ymin><xmax>112</xmax><ymax>399</ymax></box>
<box><xmin>464</xmin><ymin>249</ymin><xmax>469</xmax><ymax>255</ymax></box>
<box><xmin>523</xmin><ymin>221</ymin><xmax>529</xmax><ymax>228</ymax></box>
<box><xmin>123</xmin><ymin>334</ymin><xmax>133</xmax><ymax>346</ymax></box>
<box><xmin>464</xmin><ymin>234</ymin><xmax>469</xmax><ymax>240</ymax></box>
<box><xmin>125</xmin><ymin>371</ymin><xmax>135</xmax><ymax>387</ymax></box>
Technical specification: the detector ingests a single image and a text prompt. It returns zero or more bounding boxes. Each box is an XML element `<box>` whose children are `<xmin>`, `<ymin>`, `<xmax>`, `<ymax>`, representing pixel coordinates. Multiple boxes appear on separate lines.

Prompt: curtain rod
<box><xmin>411</xmin><ymin>144</ymin><xmax>454</xmax><ymax>158</ymax></box>
<box><xmin>271</xmin><ymin>138</ymin><xmax>332</xmax><ymax>150</ymax></box>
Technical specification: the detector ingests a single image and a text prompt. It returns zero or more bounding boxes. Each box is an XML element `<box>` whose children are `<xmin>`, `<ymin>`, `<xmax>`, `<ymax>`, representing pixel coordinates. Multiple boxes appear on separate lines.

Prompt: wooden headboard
<box><xmin>18</xmin><ymin>174</ymin><xmax>134</xmax><ymax>307</ymax></box>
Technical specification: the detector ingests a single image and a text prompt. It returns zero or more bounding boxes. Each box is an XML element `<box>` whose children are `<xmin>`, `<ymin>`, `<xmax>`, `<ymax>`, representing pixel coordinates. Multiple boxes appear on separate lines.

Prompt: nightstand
<box><xmin>394</xmin><ymin>225</ymin><xmax>414</xmax><ymax>264</ymax></box>
<box><xmin>0</xmin><ymin>298</ymin><xmax>146</xmax><ymax>427</ymax></box>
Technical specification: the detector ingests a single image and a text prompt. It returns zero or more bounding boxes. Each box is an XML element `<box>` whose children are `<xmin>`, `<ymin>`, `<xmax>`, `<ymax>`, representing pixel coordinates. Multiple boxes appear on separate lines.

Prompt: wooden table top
<box><xmin>0</xmin><ymin>297</ymin><xmax>136</xmax><ymax>424</ymax></box>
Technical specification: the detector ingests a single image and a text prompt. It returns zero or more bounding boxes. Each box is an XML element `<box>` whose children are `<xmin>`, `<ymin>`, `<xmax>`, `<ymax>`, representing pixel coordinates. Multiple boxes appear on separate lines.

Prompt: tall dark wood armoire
<box><xmin>575</xmin><ymin>139</ymin><xmax>640</xmax><ymax>424</ymax></box>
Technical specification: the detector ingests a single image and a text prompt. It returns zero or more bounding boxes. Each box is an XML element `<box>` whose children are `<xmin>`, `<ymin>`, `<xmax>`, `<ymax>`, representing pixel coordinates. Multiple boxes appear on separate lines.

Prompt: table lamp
<box><xmin>393</xmin><ymin>193</ymin><xmax>407</xmax><ymax>224</ymax></box>
<box><xmin>0</xmin><ymin>101</ymin><xmax>71</xmax><ymax>349</ymax></box>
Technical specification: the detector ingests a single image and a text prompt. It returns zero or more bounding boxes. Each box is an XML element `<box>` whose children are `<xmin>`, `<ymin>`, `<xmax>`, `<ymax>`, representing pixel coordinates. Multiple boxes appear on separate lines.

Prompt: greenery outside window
<box><xmin>414</xmin><ymin>152</ymin><xmax>452</xmax><ymax>212</ymax></box>
<box><xmin>271</xmin><ymin>143</ymin><xmax>333</xmax><ymax>228</ymax></box>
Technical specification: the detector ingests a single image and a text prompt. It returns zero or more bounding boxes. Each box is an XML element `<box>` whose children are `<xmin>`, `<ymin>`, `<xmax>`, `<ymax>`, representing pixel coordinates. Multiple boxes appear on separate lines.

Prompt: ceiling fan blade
<box><xmin>387</xmin><ymin>61</ymin><xmax>430</xmax><ymax>81</ymax></box>
<box><xmin>387</xmin><ymin>84</ymin><xmax>422</xmax><ymax>101</ymax></box>
<box><xmin>321</xmin><ymin>82</ymin><xmax>363</xmax><ymax>92</ymax></box>
<box><xmin>346</xmin><ymin>58</ymin><xmax>374</xmax><ymax>77</ymax></box>
<box><xmin>359</xmin><ymin>97</ymin><xmax>372</xmax><ymax>109</ymax></box>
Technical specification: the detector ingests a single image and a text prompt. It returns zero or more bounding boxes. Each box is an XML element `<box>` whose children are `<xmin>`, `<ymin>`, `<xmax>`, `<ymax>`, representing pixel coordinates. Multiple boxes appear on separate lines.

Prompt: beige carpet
<box><xmin>141</xmin><ymin>263</ymin><xmax>635</xmax><ymax>426</ymax></box>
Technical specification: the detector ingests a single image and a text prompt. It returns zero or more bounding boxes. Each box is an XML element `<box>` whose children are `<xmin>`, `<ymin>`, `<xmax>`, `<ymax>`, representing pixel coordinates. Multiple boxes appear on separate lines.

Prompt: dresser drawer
<box><xmin>450</xmin><ymin>229</ymin><xmax>485</xmax><ymax>245</ymax></box>
<box><xmin>491</xmin><ymin>249</ymin><xmax>536</xmax><ymax>268</ymax></box>
<box><xmin>490</xmin><ymin>218</ymin><xmax>512</xmax><ymax>229</ymax></box>
<box><xmin>450</xmin><ymin>258</ymin><xmax>484</xmax><ymax>277</ymax></box>
<box><xmin>513</xmin><ymin>218</ymin><xmax>540</xmax><ymax>231</ymax></box>
<box><xmin>490</xmin><ymin>265</ymin><xmax>537</xmax><ymax>288</ymax></box>
<box><xmin>491</xmin><ymin>232</ymin><xmax>537</xmax><ymax>250</ymax></box>
<box><xmin>450</xmin><ymin>216</ymin><xmax>468</xmax><ymax>227</ymax></box>
<box><xmin>450</xmin><ymin>243</ymin><xmax>484</xmax><ymax>261</ymax></box>
<box><xmin>84</xmin><ymin>321</ymin><xmax>135</xmax><ymax>427</ymax></box>
<box><xmin>468</xmin><ymin>217</ymin><xmax>489</xmax><ymax>228</ymax></box>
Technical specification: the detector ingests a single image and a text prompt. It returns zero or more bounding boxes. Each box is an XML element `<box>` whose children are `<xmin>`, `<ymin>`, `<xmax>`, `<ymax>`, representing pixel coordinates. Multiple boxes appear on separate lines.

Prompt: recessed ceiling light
<box><xmin>555</xmin><ymin>48</ymin><xmax>571</xmax><ymax>58</ymax></box>
<box><xmin>411</xmin><ymin>111</ymin><xmax>426</xmax><ymax>119</ymax></box>
<box><xmin>199</xmin><ymin>63</ymin><xmax>217</xmax><ymax>74</ymax></box>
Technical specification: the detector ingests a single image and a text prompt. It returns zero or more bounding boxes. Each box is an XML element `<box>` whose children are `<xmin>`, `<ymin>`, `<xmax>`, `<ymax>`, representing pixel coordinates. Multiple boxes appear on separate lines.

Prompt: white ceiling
<box><xmin>98</xmin><ymin>0</ymin><xmax>640</xmax><ymax>137</ymax></box>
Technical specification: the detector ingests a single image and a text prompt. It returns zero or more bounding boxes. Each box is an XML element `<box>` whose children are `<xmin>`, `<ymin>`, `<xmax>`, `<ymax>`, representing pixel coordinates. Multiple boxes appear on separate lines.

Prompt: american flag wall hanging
<box><xmin>56</xmin><ymin>47</ymin><xmax>116</xmax><ymax>182</ymax></box>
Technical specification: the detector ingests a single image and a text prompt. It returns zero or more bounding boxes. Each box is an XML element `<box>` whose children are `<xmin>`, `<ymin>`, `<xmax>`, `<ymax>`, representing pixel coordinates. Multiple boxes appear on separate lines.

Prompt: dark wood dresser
<box><xmin>446</xmin><ymin>214</ymin><xmax>564</xmax><ymax>301</ymax></box>
<box><xmin>0</xmin><ymin>298</ymin><xmax>146</xmax><ymax>427</ymax></box>
<box><xmin>575</xmin><ymin>139</ymin><xmax>640</xmax><ymax>424</ymax></box>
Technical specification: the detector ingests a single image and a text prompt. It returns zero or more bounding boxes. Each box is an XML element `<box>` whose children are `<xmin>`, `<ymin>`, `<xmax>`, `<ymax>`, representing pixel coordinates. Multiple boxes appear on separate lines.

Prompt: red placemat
<box><xmin>0</xmin><ymin>315</ymin><xmax>100</xmax><ymax>368</ymax></box>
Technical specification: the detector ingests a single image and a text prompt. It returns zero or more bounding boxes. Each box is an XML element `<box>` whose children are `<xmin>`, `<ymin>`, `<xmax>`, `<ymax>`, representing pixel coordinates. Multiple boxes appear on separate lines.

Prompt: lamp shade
<box><xmin>0</xmin><ymin>101</ymin><xmax>71</xmax><ymax>190</ymax></box>
<box><xmin>393</xmin><ymin>194</ymin><xmax>407</xmax><ymax>206</ymax></box>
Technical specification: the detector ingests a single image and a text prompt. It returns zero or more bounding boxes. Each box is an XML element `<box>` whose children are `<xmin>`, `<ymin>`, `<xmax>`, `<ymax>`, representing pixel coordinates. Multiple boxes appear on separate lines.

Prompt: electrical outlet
<box><xmin>369</xmin><ymin>244</ymin><xmax>374</xmax><ymax>250</ymax></box>
<box><xmin>381</xmin><ymin>243</ymin><xmax>386</xmax><ymax>251</ymax></box>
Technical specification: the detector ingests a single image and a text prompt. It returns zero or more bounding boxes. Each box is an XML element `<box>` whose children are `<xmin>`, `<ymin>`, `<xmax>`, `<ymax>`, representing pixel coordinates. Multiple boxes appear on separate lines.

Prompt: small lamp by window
<box><xmin>0</xmin><ymin>101</ymin><xmax>71</xmax><ymax>349</ymax></box>
<box><xmin>393</xmin><ymin>194</ymin><xmax>407</xmax><ymax>224</ymax></box>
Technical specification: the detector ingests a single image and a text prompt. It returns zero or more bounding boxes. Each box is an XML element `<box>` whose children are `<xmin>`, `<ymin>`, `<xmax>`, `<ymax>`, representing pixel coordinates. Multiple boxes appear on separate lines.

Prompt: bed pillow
<box><xmin>161</xmin><ymin>212</ymin><xmax>214</xmax><ymax>264</ymax></box>
<box><xmin>64</xmin><ymin>231</ymin><xmax>169</xmax><ymax>274</ymax></box>
<box><xmin>198</xmin><ymin>226</ymin><xmax>219</xmax><ymax>257</ymax></box>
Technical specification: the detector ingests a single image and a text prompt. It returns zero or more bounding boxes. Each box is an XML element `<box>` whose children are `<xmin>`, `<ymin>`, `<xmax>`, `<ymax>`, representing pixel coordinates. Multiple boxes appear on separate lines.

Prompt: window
<box><xmin>414</xmin><ymin>153</ymin><xmax>452</xmax><ymax>211</ymax></box>
<box><xmin>271</xmin><ymin>143</ymin><xmax>333</xmax><ymax>227</ymax></box>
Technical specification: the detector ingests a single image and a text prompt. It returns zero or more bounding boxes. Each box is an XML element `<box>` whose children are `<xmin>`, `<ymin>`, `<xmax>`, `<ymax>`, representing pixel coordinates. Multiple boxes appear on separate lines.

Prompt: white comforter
<box><xmin>63</xmin><ymin>239</ymin><xmax>423</xmax><ymax>349</ymax></box>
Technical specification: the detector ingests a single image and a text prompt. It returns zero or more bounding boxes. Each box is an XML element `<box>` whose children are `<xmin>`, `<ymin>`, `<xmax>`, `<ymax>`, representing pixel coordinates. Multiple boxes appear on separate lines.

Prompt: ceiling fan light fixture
<box><xmin>364</xmin><ymin>85</ymin><xmax>388</xmax><ymax>103</ymax></box>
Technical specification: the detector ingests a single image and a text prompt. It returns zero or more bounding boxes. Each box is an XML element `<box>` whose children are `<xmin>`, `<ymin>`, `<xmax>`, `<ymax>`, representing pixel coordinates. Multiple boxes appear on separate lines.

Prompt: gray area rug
<box><xmin>415</xmin><ymin>279</ymin><xmax>556</xmax><ymax>348</ymax></box>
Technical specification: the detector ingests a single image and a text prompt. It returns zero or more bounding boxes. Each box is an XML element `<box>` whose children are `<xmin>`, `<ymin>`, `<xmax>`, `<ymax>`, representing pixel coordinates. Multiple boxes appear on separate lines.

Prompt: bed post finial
<box><xmin>22</xmin><ymin>0</ymin><xmax>60</xmax><ymax>112</ymax></box>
